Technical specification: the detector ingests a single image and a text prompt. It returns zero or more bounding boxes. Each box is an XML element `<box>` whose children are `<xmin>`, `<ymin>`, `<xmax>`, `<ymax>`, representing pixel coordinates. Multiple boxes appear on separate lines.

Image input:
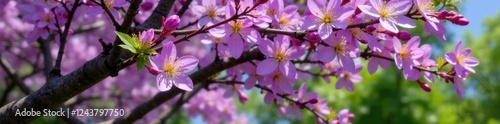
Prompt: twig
<box><xmin>0</xmin><ymin>81</ymin><xmax>15</xmax><ymax>106</ymax></box>
<box><xmin>95</xmin><ymin>0</ymin><xmax>121</xmax><ymax>28</ymax></box>
<box><xmin>176</xmin><ymin>0</ymin><xmax>193</xmax><ymax>18</ymax></box>
<box><xmin>0</xmin><ymin>54</ymin><xmax>32</xmax><ymax>94</ymax></box>
<box><xmin>52</xmin><ymin>0</ymin><xmax>81</xmax><ymax>76</ymax></box>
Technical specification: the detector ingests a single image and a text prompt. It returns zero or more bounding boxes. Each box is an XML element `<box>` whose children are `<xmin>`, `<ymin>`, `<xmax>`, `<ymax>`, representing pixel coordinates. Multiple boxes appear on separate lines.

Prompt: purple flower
<box><xmin>332</xmin><ymin>109</ymin><xmax>353</xmax><ymax>124</ymax></box>
<box><xmin>257</xmin><ymin>36</ymin><xmax>304</xmax><ymax>79</ymax></box>
<box><xmin>318</xmin><ymin>30</ymin><xmax>359</xmax><ymax>72</ymax></box>
<box><xmin>191</xmin><ymin>0</ymin><xmax>225</xmax><ymax>28</ymax></box>
<box><xmin>213</xmin><ymin>5</ymin><xmax>262</xmax><ymax>59</ymax></box>
<box><xmin>302</xmin><ymin>0</ymin><xmax>354</xmax><ymax>39</ymax></box>
<box><xmin>393</xmin><ymin>36</ymin><xmax>424</xmax><ymax>80</ymax></box>
<box><xmin>335</xmin><ymin>66</ymin><xmax>362</xmax><ymax>92</ymax></box>
<box><xmin>358</xmin><ymin>0</ymin><xmax>416</xmax><ymax>33</ymax></box>
<box><xmin>150</xmin><ymin>42</ymin><xmax>199</xmax><ymax>91</ymax></box>
<box><xmin>261</xmin><ymin>70</ymin><xmax>296</xmax><ymax>95</ymax></box>
<box><xmin>445</xmin><ymin>41</ymin><xmax>479</xmax><ymax>78</ymax></box>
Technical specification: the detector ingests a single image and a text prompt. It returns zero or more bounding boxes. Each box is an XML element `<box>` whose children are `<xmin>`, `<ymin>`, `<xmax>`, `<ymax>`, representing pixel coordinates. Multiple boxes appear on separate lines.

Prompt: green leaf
<box><xmin>437</xmin><ymin>56</ymin><xmax>445</xmax><ymax>70</ymax></box>
<box><xmin>119</xmin><ymin>44</ymin><xmax>137</xmax><ymax>53</ymax></box>
<box><xmin>136</xmin><ymin>55</ymin><xmax>149</xmax><ymax>71</ymax></box>
<box><xmin>144</xmin><ymin>49</ymin><xmax>157</xmax><ymax>55</ymax></box>
<box><xmin>115</xmin><ymin>31</ymin><xmax>135</xmax><ymax>48</ymax></box>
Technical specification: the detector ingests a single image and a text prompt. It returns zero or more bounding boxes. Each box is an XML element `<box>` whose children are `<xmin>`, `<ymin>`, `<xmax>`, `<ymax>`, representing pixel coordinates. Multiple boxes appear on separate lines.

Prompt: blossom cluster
<box><xmin>0</xmin><ymin>0</ymin><xmax>478</xmax><ymax>123</ymax></box>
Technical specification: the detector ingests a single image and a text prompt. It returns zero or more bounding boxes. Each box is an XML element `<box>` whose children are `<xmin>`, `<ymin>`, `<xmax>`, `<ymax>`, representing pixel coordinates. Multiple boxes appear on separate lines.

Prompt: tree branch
<box><xmin>106</xmin><ymin>0</ymin><xmax>144</xmax><ymax>77</ymax></box>
<box><xmin>107</xmin><ymin>48</ymin><xmax>264</xmax><ymax>124</ymax></box>
<box><xmin>176</xmin><ymin>0</ymin><xmax>193</xmax><ymax>18</ymax></box>
<box><xmin>137</xmin><ymin>0</ymin><xmax>176</xmax><ymax>29</ymax></box>
<box><xmin>0</xmin><ymin>0</ymin><xmax>178</xmax><ymax>122</ymax></box>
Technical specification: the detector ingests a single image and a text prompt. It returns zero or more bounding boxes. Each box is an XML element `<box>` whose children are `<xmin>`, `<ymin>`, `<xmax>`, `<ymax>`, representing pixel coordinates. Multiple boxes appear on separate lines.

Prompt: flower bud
<box><xmin>341</xmin><ymin>0</ymin><xmax>350</xmax><ymax>6</ymax></box>
<box><xmin>447</xmin><ymin>11</ymin><xmax>457</xmax><ymax>16</ymax></box>
<box><xmin>418</xmin><ymin>81</ymin><xmax>431</xmax><ymax>92</ymax></box>
<box><xmin>140</xmin><ymin>1</ymin><xmax>154</xmax><ymax>11</ymax></box>
<box><xmin>306</xmin><ymin>32</ymin><xmax>321</xmax><ymax>43</ymax></box>
<box><xmin>146</xmin><ymin>66</ymin><xmax>160</xmax><ymax>75</ymax></box>
<box><xmin>237</xmin><ymin>91</ymin><xmax>248</xmax><ymax>104</ymax></box>
<box><xmin>348</xmin><ymin>114</ymin><xmax>355</xmax><ymax>120</ymax></box>
<box><xmin>455</xmin><ymin>18</ymin><xmax>469</xmax><ymax>26</ymax></box>
<box><xmin>437</xmin><ymin>10</ymin><xmax>448</xmax><ymax>19</ymax></box>
<box><xmin>140</xmin><ymin>29</ymin><xmax>155</xmax><ymax>43</ymax></box>
<box><xmin>397</xmin><ymin>30</ymin><xmax>411</xmax><ymax>41</ymax></box>
<box><xmin>366</xmin><ymin>25</ymin><xmax>376</xmax><ymax>32</ymax></box>
<box><xmin>254</xmin><ymin>0</ymin><xmax>269</xmax><ymax>7</ymax></box>
<box><xmin>290</xmin><ymin>37</ymin><xmax>302</xmax><ymax>46</ymax></box>
<box><xmin>162</xmin><ymin>15</ymin><xmax>180</xmax><ymax>31</ymax></box>
<box><xmin>308</xmin><ymin>98</ymin><xmax>318</xmax><ymax>104</ymax></box>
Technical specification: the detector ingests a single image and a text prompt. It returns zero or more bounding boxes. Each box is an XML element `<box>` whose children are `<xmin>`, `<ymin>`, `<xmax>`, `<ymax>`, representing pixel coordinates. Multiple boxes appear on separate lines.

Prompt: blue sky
<box><xmin>448</xmin><ymin>0</ymin><xmax>500</xmax><ymax>40</ymax></box>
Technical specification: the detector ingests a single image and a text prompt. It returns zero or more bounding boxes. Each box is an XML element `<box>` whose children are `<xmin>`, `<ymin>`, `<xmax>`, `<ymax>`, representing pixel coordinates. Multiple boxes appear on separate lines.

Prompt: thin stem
<box><xmin>52</xmin><ymin>0</ymin><xmax>80</xmax><ymax>75</ymax></box>
<box><xmin>217</xmin><ymin>80</ymin><xmax>329</xmax><ymax>123</ymax></box>
<box><xmin>95</xmin><ymin>0</ymin><xmax>121</xmax><ymax>28</ymax></box>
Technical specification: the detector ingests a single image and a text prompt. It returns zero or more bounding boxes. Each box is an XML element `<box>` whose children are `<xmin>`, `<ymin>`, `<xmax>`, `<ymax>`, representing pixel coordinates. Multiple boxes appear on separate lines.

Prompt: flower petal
<box><xmin>258</xmin><ymin>39</ymin><xmax>274</xmax><ymax>56</ymax></box>
<box><xmin>176</xmin><ymin>56</ymin><xmax>199</xmax><ymax>73</ymax></box>
<box><xmin>286</xmin><ymin>46</ymin><xmax>305</xmax><ymax>59</ymax></box>
<box><xmin>279</xmin><ymin>61</ymin><xmax>297</xmax><ymax>79</ymax></box>
<box><xmin>227</xmin><ymin>34</ymin><xmax>244</xmax><ymax>59</ymax></box>
<box><xmin>245</xmin><ymin>76</ymin><xmax>257</xmax><ymax>89</ymax></box>
<box><xmin>318</xmin><ymin>47</ymin><xmax>336</xmax><ymax>62</ymax></box>
<box><xmin>156</xmin><ymin>74</ymin><xmax>172</xmax><ymax>91</ymax></box>
<box><xmin>380</xmin><ymin>18</ymin><xmax>398</xmax><ymax>33</ymax></box>
<box><xmin>445</xmin><ymin>52</ymin><xmax>457</xmax><ymax>65</ymax></box>
<box><xmin>307</xmin><ymin>0</ymin><xmax>324</xmax><ymax>17</ymax></box>
<box><xmin>394</xmin><ymin>16</ymin><xmax>416</xmax><ymax>28</ymax></box>
<box><xmin>318</xmin><ymin>24</ymin><xmax>333</xmax><ymax>40</ymax></box>
<box><xmin>358</xmin><ymin>5</ymin><xmax>380</xmax><ymax>18</ymax></box>
<box><xmin>174</xmin><ymin>74</ymin><xmax>194</xmax><ymax>91</ymax></box>
<box><xmin>301</xmin><ymin>15</ymin><xmax>320</xmax><ymax>30</ymax></box>
<box><xmin>257</xmin><ymin>58</ymin><xmax>279</xmax><ymax>75</ymax></box>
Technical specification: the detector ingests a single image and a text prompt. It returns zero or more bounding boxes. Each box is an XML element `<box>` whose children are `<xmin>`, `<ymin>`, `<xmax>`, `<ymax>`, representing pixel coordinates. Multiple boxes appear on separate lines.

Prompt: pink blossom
<box><xmin>257</xmin><ymin>36</ymin><xmax>304</xmax><ymax>79</ymax></box>
<box><xmin>302</xmin><ymin>0</ymin><xmax>354</xmax><ymax>39</ymax></box>
<box><xmin>445</xmin><ymin>41</ymin><xmax>479</xmax><ymax>78</ymax></box>
<box><xmin>318</xmin><ymin>30</ymin><xmax>360</xmax><ymax>72</ymax></box>
<box><xmin>393</xmin><ymin>36</ymin><xmax>424</xmax><ymax>80</ymax></box>
<box><xmin>191</xmin><ymin>0</ymin><xmax>224</xmax><ymax>28</ymax></box>
<box><xmin>358</xmin><ymin>0</ymin><xmax>416</xmax><ymax>33</ymax></box>
<box><xmin>335</xmin><ymin>66</ymin><xmax>362</xmax><ymax>92</ymax></box>
<box><xmin>149</xmin><ymin>42</ymin><xmax>199</xmax><ymax>91</ymax></box>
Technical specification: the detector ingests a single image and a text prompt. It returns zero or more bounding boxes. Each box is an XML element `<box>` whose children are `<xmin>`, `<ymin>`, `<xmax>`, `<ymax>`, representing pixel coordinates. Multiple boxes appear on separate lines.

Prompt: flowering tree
<box><xmin>0</xmin><ymin>0</ymin><xmax>478</xmax><ymax>123</ymax></box>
